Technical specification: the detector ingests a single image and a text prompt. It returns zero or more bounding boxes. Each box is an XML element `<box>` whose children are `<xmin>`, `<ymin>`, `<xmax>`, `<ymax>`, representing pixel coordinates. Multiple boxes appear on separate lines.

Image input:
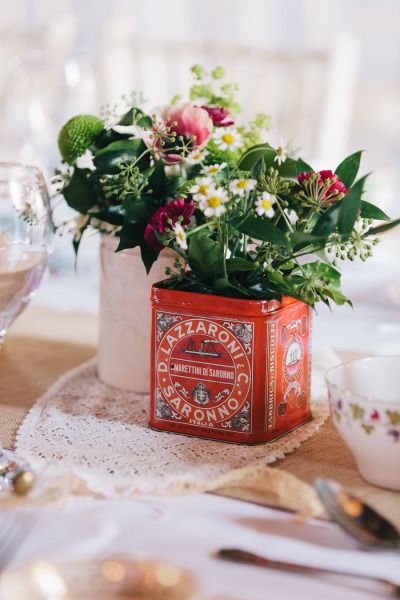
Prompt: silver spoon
<box><xmin>314</xmin><ymin>478</ymin><xmax>400</xmax><ymax>551</ymax></box>
<box><xmin>217</xmin><ymin>548</ymin><xmax>400</xmax><ymax>595</ymax></box>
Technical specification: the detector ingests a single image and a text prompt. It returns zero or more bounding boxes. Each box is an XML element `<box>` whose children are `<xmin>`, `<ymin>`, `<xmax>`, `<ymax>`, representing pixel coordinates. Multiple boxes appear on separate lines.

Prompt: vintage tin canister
<box><xmin>150</xmin><ymin>283</ymin><xmax>312</xmax><ymax>444</ymax></box>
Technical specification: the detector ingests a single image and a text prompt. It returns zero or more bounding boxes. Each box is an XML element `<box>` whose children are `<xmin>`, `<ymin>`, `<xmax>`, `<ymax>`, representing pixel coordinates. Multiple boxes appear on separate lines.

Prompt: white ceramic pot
<box><xmin>98</xmin><ymin>236</ymin><xmax>174</xmax><ymax>393</ymax></box>
<box><xmin>326</xmin><ymin>356</ymin><xmax>400</xmax><ymax>491</ymax></box>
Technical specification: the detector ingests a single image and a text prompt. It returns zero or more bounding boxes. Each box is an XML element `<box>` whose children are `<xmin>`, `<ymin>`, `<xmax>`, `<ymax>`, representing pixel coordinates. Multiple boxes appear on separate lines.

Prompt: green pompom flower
<box><xmin>58</xmin><ymin>115</ymin><xmax>104</xmax><ymax>164</ymax></box>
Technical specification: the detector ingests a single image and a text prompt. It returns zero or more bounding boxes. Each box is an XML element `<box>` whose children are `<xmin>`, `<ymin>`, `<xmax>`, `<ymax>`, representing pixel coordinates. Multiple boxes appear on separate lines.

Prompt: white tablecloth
<box><xmin>5</xmin><ymin>493</ymin><xmax>400</xmax><ymax>599</ymax></box>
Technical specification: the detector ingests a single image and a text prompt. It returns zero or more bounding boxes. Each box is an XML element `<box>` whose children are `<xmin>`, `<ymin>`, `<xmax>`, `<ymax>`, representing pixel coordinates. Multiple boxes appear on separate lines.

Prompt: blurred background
<box><xmin>0</xmin><ymin>0</ymin><xmax>399</xmax><ymax>352</ymax></box>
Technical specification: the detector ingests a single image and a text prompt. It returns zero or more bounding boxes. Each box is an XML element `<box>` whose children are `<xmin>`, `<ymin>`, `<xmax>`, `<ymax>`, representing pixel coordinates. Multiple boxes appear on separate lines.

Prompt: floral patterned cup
<box><xmin>326</xmin><ymin>356</ymin><xmax>400</xmax><ymax>491</ymax></box>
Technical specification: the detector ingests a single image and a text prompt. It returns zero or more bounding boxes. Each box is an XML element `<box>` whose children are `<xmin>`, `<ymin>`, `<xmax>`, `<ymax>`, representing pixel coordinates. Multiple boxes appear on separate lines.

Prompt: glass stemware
<box><xmin>0</xmin><ymin>163</ymin><xmax>52</xmax><ymax>345</ymax></box>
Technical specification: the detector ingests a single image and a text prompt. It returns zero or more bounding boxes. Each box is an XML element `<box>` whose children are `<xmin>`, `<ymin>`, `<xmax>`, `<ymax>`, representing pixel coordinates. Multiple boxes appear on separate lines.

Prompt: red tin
<box><xmin>150</xmin><ymin>283</ymin><xmax>312</xmax><ymax>444</ymax></box>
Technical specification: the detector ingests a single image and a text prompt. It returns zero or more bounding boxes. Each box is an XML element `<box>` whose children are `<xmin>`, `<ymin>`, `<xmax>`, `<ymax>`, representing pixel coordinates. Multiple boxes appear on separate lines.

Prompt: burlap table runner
<box><xmin>1</xmin><ymin>306</ymin><xmax>399</xmax><ymax>527</ymax></box>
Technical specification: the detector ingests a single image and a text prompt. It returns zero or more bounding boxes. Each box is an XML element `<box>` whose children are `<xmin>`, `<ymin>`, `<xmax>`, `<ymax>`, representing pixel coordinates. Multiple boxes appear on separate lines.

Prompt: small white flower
<box><xmin>173</xmin><ymin>223</ymin><xmax>188</xmax><ymax>250</ymax></box>
<box><xmin>274</xmin><ymin>140</ymin><xmax>288</xmax><ymax>166</ymax></box>
<box><xmin>189</xmin><ymin>177</ymin><xmax>213</xmax><ymax>201</ymax></box>
<box><xmin>214</xmin><ymin>127</ymin><xmax>243</xmax><ymax>151</ymax></box>
<box><xmin>285</xmin><ymin>208</ymin><xmax>299</xmax><ymax>225</ymax></box>
<box><xmin>230</xmin><ymin>178</ymin><xmax>257</xmax><ymax>197</ymax></box>
<box><xmin>76</xmin><ymin>149</ymin><xmax>95</xmax><ymax>170</ymax></box>
<box><xmin>255</xmin><ymin>192</ymin><xmax>276</xmax><ymax>218</ymax></box>
<box><xmin>202</xmin><ymin>162</ymin><xmax>227</xmax><ymax>175</ymax></box>
<box><xmin>199</xmin><ymin>187</ymin><xmax>228</xmax><ymax>218</ymax></box>
<box><xmin>185</xmin><ymin>149</ymin><xmax>209</xmax><ymax>165</ymax></box>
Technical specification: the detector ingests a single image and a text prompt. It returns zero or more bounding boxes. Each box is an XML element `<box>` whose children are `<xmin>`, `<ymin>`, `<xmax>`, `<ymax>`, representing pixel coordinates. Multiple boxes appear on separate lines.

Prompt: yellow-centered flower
<box><xmin>214</xmin><ymin>127</ymin><xmax>243</xmax><ymax>151</ymax></box>
<box><xmin>255</xmin><ymin>192</ymin><xmax>276</xmax><ymax>218</ymax></box>
<box><xmin>199</xmin><ymin>187</ymin><xmax>228</xmax><ymax>218</ymax></box>
<box><xmin>230</xmin><ymin>178</ymin><xmax>257</xmax><ymax>197</ymax></box>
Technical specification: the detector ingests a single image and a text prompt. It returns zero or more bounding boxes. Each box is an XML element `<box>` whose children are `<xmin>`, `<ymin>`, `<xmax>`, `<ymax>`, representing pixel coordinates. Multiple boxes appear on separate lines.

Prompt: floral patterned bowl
<box><xmin>326</xmin><ymin>356</ymin><xmax>400</xmax><ymax>491</ymax></box>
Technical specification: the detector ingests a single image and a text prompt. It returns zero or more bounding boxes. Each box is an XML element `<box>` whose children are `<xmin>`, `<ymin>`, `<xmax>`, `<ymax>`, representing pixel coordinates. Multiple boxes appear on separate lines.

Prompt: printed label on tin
<box><xmin>155</xmin><ymin>312</ymin><xmax>254</xmax><ymax>434</ymax></box>
<box><xmin>266</xmin><ymin>310</ymin><xmax>309</xmax><ymax>431</ymax></box>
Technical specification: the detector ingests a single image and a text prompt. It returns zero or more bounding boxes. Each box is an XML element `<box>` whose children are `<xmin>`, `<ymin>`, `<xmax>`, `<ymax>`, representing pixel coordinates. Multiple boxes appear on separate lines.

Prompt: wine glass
<box><xmin>0</xmin><ymin>163</ymin><xmax>52</xmax><ymax>345</ymax></box>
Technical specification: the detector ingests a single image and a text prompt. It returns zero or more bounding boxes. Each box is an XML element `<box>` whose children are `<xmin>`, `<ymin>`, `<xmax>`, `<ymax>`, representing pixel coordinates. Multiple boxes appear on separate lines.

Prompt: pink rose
<box><xmin>200</xmin><ymin>105</ymin><xmax>234</xmax><ymax>127</ymax></box>
<box><xmin>297</xmin><ymin>170</ymin><xmax>348</xmax><ymax>203</ymax></box>
<box><xmin>144</xmin><ymin>198</ymin><xmax>195</xmax><ymax>251</ymax></box>
<box><xmin>158</xmin><ymin>103</ymin><xmax>213</xmax><ymax>163</ymax></box>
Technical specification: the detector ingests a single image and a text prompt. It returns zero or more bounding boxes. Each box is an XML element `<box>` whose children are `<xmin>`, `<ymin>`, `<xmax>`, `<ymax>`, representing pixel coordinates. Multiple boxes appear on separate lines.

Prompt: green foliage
<box><xmin>62</xmin><ymin>168</ymin><xmax>97</xmax><ymax>213</ymax></box>
<box><xmin>232</xmin><ymin>215</ymin><xmax>288</xmax><ymax>247</ymax></box>
<box><xmin>188</xmin><ymin>230</ymin><xmax>221</xmax><ymax>275</ymax></box>
<box><xmin>360</xmin><ymin>201</ymin><xmax>389</xmax><ymax>221</ymax></box>
<box><xmin>338</xmin><ymin>175</ymin><xmax>369</xmax><ymax>234</ymax></box>
<box><xmin>116</xmin><ymin>222</ymin><xmax>144</xmax><ymax>252</ymax></box>
<box><xmin>93</xmin><ymin>139</ymin><xmax>147</xmax><ymax>174</ymax></box>
<box><xmin>335</xmin><ymin>151</ymin><xmax>362</xmax><ymax>188</ymax></box>
<box><xmin>140</xmin><ymin>242</ymin><xmax>159</xmax><ymax>274</ymax></box>
<box><xmin>238</xmin><ymin>143</ymin><xmax>307</xmax><ymax>178</ymax></box>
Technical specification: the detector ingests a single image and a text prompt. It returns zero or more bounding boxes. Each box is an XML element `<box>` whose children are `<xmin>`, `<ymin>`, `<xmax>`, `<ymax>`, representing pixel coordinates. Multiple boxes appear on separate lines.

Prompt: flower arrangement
<box><xmin>56</xmin><ymin>65</ymin><xmax>399</xmax><ymax>308</ymax></box>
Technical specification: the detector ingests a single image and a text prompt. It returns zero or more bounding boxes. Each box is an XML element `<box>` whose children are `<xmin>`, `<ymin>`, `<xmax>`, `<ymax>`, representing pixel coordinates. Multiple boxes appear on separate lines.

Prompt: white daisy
<box><xmin>189</xmin><ymin>177</ymin><xmax>213</xmax><ymax>201</ymax></box>
<box><xmin>285</xmin><ymin>208</ymin><xmax>299</xmax><ymax>225</ymax></box>
<box><xmin>230</xmin><ymin>178</ymin><xmax>257</xmax><ymax>197</ymax></box>
<box><xmin>274</xmin><ymin>140</ymin><xmax>288</xmax><ymax>166</ymax></box>
<box><xmin>199</xmin><ymin>187</ymin><xmax>229</xmax><ymax>218</ymax></box>
<box><xmin>255</xmin><ymin>192</ymin><xmax>276</xmax><ymax>218</ymax></box>
<box><xmin>214</xmin><ymin>127</ymin><xmax>243</xmax><ymax>151</ymax></box>
<box><xmin>202</xmin><ymin>162</ymin><xmax>227</xmax><ymax>176</ymax></box>
<box><xmin>185</xmin><ymin>149</ymin><xmax>209</xmax><ymax>165</ymax></box>
<box><xmin>173</xmin><ymin>223</ymin><xmax>188</xmax><ymax>250</ymax></box>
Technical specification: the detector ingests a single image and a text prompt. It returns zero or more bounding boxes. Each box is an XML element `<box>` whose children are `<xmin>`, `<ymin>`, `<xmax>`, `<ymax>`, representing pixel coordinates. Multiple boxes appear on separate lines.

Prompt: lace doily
<box><xmin>16</xmin><ymin>348</ymin><xmax>339</xmax><ymax>498</ymax></box>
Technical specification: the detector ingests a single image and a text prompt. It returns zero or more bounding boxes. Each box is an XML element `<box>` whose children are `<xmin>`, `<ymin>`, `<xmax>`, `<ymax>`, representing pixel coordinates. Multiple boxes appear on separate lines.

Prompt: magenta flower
<box><xmin>297</xmin><ymin>170</ymin><xmax>348</xmax><ymax>203</ymax></box>
<box><xmin>144</xmin><ymin>198</ymin><xmax>195</xmax><ymax>251</ymax></box>
<box><xmin>152</xmin><ymin>103</ymin><xmax>213</xmax><ymax>164</ymax></box>
<box><xmin>200</xmin><ymin>105</ymin><xmax>234</xmax><ymax>127</ymax></box>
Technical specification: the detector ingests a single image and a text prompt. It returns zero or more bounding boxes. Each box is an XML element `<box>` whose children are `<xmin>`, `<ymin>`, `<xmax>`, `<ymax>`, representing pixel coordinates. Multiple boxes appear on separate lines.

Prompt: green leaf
<box><xmin>245</xmin><ymin>279</ymin><xmax>282</xmax><ymax>300</ymax></box>
<box><xmin>291</xmin><ymin>231</ymin><xmax>326</xmax><ymax>252</ymax></box>
<box><xmin>360</xmin><ymin>200</ymin><xmax>390</xmax><ymax>221</ymax></box>
<box><xmin>93</xmin><ymin>128</ymin><xmax>132</xmax><ymax>149</ymax></box>
<box><xmin>238</xmin><ymin>144</ymin><xmax>302</xmax><ymax>178</ymax></box>
<box><xmin>148</xmin><ymin>160</ymin><xmax>166</xmax><ymax>197</ymax></box>
<box><xmin>225</xmin><ymin>257</ymin><xmax>258</xmax><ymax>273</ymax></box>
<box><xmin>316</xmin><ymin>263</ymin><xmax>349</xmax><ymax>306</ymax></box>
<box><xmin>338</xmin><ymin>174</ymin><xmax>369</xmax><ymax>234</ymax></box>
<box><xmin>233</xmin><ymin>215</ymin><xmax>288</xmax><ymax>247</ymax></box>
<box><xmin>313</xmin><ymin>203</ymin><xmax>341</xmax><ymax>236</ymax></box>
<box><xmin>188</xmin><ymin>230</ymin><xmax>221</xmax><ymax>275</ymax></box>
<box><xmin>296</xmin><ymin>158</ymin><xmax>313</xmax><ymax>173</ymax></box>
<box><xmin>268</xmin><ymin>270</ymin><xmax>286</xmax><ymax>286</ymax></box>
<box><xmin>62</xmin><ymin>168</ymin><xmax>97</xmax><ymax>213</ymax></box>
<box><xmin>118</xmin><ymin>108</ymin><xmax>135</xmax><ymax>126</ymax></box>
<box><xmin>123</xmin><ymin>195</ymin><xmax>157</xmax><ymax>224</ymax></box>
<box><xmin>116</xmin><ymin>222</ymin><xmax>144</xmax><ymax>251</ymax></box>
<box><xmin>367</xmin><ymin>217</ymin><xmax>400</xmax><ymax>236</ymax></box>
<box><xmin>93</xmin><ymin>139</ymin><xmax>146</xmax><ymax>174</ymax></box>
<box><xmin>89</xmin><ymin>206</ymin><xmax>125</xmax><ymax>226</ymax></box>
<box><xmin>140</xmin><ymin>242</ymin><xmax>159</xmax><ymax>274</ymax></box>
<box><xmin>335</xmin><ymin>151</ymin><xmax>362</xmax><ymax>187</ymax></box>
<box><xmin>290</xmin><ymin>261</ymin><xmax>350</xmax><ymax>307</ymax></box>
<box><xmin>250</xmin><ymin>155</ymin><xmax>266</xmax><ymax>178</ymax></box>
<box><xmin>118</xmin><ymin>108</ymin><xmax>152</xmax><ymax>129</ymax></box>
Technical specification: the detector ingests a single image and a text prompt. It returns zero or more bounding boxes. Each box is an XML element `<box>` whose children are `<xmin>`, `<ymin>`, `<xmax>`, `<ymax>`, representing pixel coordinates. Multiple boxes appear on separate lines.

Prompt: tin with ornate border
<box><xmin>150</xmin><ymin>283</ymin><xmax>312</xmax><ymax>443</ymax></box>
